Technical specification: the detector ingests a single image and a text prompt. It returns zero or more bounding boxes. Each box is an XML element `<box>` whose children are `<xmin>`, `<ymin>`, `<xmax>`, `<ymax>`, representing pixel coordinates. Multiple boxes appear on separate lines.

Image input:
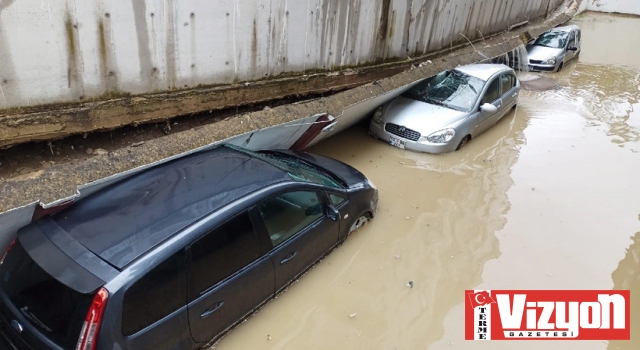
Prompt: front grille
<box><xmin>529</xmin><ymin>65</ymin><xmax>555</xmax><ymax>72</ymax></box>
<box><xmin>385</xmin><ymin>123</ymin><xmax>420</xmax><ymax>141</ymax></box>
<box><xmin>529</xmin><ymin>59</ymin><xmax>543</xmax><ymax>64</ymax></box>
<box><xmin>0</xmin><ymin>317</ymin><xmax>31</xmax><ymax>350</ymax></box>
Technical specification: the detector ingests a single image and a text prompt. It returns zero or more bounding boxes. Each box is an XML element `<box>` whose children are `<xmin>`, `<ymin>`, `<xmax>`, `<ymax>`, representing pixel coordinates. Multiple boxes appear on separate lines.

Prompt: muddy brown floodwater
<box><xmin>212</xmin><ymin>11</ymin><xmax>639</xmax><ymax>350</ymax></box>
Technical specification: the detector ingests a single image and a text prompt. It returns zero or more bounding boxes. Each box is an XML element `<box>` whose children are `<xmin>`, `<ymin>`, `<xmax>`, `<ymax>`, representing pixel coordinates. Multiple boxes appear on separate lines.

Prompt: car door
<box><xmin>255</xmin><ymin>189</ymin><xmax>340</xmax><ymax>292</ymax></box>
<box><xmin>499</xmin><ymin>73</ymin><xmax>518</xmax><ymax>112</ymax></box>
<box><xmin>477</xmin><ymin>77</ymin><xmax>502</xmax><ymax>133</ymax></box>
<box><xmin>186</xmin><ymin>210</ymin><xmax>275</xmax><ymax>344</ymax></box>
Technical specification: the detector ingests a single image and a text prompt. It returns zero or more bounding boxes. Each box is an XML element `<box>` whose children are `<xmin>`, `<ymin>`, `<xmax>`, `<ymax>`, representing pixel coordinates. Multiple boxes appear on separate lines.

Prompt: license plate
<box><xmin>389</xmin><ymin>136</ymin><xmax>406</xmax><ymax>149</ymax></box>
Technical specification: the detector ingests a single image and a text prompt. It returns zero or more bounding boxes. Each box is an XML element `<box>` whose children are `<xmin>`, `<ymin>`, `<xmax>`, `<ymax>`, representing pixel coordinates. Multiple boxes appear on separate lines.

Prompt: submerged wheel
<box><xmin>456</xmin><ymin>136</ymin><xmax>471</xmax><ymax>151</ymax></box>
<box><xmin>556</xmin><ymin>63</ymin><xmax>564</xmax><ymax>72</ymax></box>
<box><xmin>349</xmin><ymin>215</ymin><xmax>369</xmax><ymax>234</ymax></box>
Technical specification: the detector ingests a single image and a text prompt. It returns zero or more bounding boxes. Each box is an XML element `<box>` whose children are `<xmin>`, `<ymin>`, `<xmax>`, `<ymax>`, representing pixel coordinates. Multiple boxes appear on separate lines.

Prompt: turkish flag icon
<box><xmin>467</xmin><ymin>290</ymin><xmax>496</xmax><ymax>309</ymax></box>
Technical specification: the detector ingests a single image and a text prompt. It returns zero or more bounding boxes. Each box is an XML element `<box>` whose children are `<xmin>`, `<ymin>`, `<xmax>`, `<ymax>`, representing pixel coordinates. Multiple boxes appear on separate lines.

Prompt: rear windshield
<box><xmin>0</xmin><ymin>239</ymin><xmax>93</xmax><ymax>349</ymax></box>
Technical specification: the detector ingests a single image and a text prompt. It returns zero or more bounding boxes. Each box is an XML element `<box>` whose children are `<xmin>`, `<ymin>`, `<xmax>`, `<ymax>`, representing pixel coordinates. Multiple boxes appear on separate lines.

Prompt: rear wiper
<box><xmin>20</xmin><ymin>307</ymin><xmax>53</xmax><ymax>332</ymax></box>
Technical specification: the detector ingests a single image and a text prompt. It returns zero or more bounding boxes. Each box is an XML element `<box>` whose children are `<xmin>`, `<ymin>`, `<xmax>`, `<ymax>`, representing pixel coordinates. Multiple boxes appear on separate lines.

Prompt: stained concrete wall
<box><xmin>0</xmin><ymin>0</ymin><xmax>583</xmax><ymax>250</ymax></box>
<box><xmin>585</xmin><ymin>0</ymin><xmax>640</xmax><ymax>15</ymax></box>
<box><xmin>0</xmin><ymin>0</ymin><xmax>563</xmax><ymax>111</ymax></box>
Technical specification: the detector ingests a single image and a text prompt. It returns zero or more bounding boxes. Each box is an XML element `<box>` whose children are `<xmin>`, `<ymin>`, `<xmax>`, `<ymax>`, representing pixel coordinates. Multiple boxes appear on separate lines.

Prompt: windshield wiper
<box><xmin>468</xmin><ymin>84</ymin><xmax>477</xmax><ymax>94</ymax></box>
<box><xmin>424</xmin><ymin>96</ymin><xmax>445</xmax><ymax>106</ymax></box>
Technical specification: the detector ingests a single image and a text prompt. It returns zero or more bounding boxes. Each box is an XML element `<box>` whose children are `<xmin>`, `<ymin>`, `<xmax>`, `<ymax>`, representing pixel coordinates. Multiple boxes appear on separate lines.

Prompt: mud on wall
<box><xmin>0</xmin><ymin>0</ymin><xmax>563</xmax><ymax>110</ymax></box>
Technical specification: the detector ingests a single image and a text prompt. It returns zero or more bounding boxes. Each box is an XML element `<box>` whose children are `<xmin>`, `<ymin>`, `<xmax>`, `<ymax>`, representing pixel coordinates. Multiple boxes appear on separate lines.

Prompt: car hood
<box><xmin>268</xmin><ymin>150</ymin><xmax>367</xmax><ymax>187</ymax></box>
<box><xmin>383</xmin><ymin>96</ymin><xmax>468</xmax><ymax>134</ymax></box>
<box><xmin>526</xmin><ymin>45</ymin><xmax>563</xmax><ymax>61</ymax></box>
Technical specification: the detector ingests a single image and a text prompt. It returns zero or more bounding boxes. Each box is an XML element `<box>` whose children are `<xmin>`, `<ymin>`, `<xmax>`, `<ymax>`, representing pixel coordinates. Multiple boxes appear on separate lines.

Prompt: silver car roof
<box><xmin>552</xmin><ymin>24</ymin><xmax>580</xmax><ymax>33</ymax></box>
<box><xmin>454</xmin><ymin>63</ymin><xmax>512</xmax><ymax>82</ymax></box>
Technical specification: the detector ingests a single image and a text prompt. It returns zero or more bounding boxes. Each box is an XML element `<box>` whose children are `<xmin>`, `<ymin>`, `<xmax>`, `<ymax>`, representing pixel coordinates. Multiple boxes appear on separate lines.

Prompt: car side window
<box><xmin>481</xmin><ymin>79</ymin><xmax>501</xmax><ymax>105</ymax></box>
<box><xmin>499</xmin><ymin>74</ymin><xmax>515</xmax><ymax>96</ymax></box>
<box><xmin>122</xmin><ymin>251</ymin><xmax>187</xmax><ymax>336</ymax></box>
<box><xmin>567</xmin><ymin>31</ymin><xmax>576</xmax><ymax>48</ymax></box>
<box><xmin>188</xmin><ymin>211</ymin><xmax>261</xmax><ymax>300</ymax></box>
<box><xmin>329</xmin><ymin>193</ymin><xmax>347</xmax><ymax>207</ymax></box>
<box><xmin>258</xmin><ymin>190</ymin><xmax>324</xmax><ymax>247</ymax></box>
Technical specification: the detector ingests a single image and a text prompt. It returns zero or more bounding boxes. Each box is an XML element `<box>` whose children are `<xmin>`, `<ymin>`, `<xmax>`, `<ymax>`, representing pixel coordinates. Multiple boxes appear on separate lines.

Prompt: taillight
<box><xmin>76</xmin><ymin>287</ymin><xmax>109</xmax><ymax>350</ymax></box>
<box><xmin>0</xmin><ymin>238</ymin><xmax>16</xmax><ymax>265</ymax></box>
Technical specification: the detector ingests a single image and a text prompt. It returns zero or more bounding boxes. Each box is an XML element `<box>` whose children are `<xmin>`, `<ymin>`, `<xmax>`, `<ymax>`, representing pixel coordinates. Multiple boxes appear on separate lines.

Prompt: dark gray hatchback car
<box><xmin>0</xmin><ymin>144</ymin><xmax>378</xmax><ymax>350</ymax></box>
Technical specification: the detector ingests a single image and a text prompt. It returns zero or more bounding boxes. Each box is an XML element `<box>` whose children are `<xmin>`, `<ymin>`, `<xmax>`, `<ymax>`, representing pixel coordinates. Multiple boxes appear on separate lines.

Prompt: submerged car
<box><xmin>369</xmin><ymin>63</ymin><xmax>520</xmax><ymax>153</ymax></box>
<box><xmin>0</xmin><ymin>144</ymin><xmax>378</xmax><ymax>350</ymax></box>
<box><xmin>526</xmin><ymin>25</ymin><xmax>581</xmax><ymax>72</ymax></box>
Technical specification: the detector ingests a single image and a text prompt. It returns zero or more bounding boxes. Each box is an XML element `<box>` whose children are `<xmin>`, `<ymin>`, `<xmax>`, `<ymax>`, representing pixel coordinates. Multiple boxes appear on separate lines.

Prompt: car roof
<box><xmin>52</xmin><ymin>145</ymin><xmax>291</xmax><ymax>269</ymax></box>
<box><xmin>454</xmin><ymin>63</ymin><xmax>512</xmax><ymax>81</ymax></box>
<box><xmin>552</xmin><ymin>24</ymin><xmax>579</xmax><ymax>33</ymax></box>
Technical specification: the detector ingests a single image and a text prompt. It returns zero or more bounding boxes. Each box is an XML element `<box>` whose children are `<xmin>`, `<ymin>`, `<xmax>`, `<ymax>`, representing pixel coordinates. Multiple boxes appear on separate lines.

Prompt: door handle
<box><xmin>512</xmin><ymin>93</ymin><xmax>518</xmax><ymax>98</ymax></box>
<box><xmin>280</xmin><ymin>251</ymin><xmax>297</xmax><ymax>265</ymax></box>
<box><xmin>200</xmin><ymin>301</ymin><xmax>224</xmax><ymax>319</ymax></box>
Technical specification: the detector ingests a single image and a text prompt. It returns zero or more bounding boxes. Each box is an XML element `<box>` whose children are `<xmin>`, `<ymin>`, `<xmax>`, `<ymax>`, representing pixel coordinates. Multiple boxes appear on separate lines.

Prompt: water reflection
<box><xmin>609</xmin><ymin>231</ymin><xmax>640</xmax><ymax>349</ymax></box>
<box><xmin>526</xmin><ymin>64</ymin><xmax>640</xmax><ymax>149</ymax></box>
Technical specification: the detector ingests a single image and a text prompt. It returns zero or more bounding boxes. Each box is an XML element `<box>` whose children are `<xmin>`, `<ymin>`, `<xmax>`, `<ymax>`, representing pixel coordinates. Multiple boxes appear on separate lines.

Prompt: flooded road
<box><xmin>213</xmin><ymin>12</ymin><xmax>639</xmax><ymax>350</ymax></box>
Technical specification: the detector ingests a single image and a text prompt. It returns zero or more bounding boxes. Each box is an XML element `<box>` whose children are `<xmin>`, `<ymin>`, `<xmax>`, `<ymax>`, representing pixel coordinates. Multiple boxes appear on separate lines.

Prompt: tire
<box><xmin>349</xmin><ymin>215</ymin><xmax>369</xmax><ymax>235</ymax></box>
<box><xmin>456</xmin><ymin>135</ymin><xmax>471</xmax><ymax>151</ymax></box>
<box><xmin>556</xmin><ymin>62</ymin><xmax>564</xmax><ymax>72</ymax></box>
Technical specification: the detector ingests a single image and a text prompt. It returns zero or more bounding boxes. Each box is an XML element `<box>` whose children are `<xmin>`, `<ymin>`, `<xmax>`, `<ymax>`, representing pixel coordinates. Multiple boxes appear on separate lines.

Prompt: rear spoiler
<box><xmin>18</xmin><ymin>219</ymin><xmax>119</xmax><ymax>294</ymax></box>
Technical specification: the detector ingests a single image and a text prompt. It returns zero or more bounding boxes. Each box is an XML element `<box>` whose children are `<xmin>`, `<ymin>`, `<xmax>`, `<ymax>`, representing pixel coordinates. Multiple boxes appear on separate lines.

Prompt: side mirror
<box><xmin>480</xmin><ymin>103</ymin><xmax>498</xmax><ymax>113</ymax></box>
<box><xmin>321</xmin><ymin>120</ymin><xmax>338</xmax><ymax>133</ymax></box>
<box><xmin>567</xmin><ymin>46</ymin><xmax>578</xmax><ymax>52</ymax></box>
<box><xmin>326</xmin><ymin>205</ymin><xmax>340</xmax><ymax>222</ymax></box>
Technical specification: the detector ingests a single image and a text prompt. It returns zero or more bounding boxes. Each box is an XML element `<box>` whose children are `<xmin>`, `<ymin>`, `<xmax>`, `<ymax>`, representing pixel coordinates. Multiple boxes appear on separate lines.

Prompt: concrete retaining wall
<box><xmin>0</xmin><ymin>0</ymin><xmax>563</xmax><ymax>112</ymax></box>
<box><xmin>585</xmin><ymin>0</ymin><xmax>640</xmax><ymax>15</ymax></box>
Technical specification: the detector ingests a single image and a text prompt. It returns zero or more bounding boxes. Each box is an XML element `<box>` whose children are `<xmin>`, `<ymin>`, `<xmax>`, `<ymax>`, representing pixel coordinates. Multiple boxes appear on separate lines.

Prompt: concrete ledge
<box><xmin>0</xmin><ymin>64</ymin><xmax>411</xmax><ymax>149</ymax></box>
<box><xmin>0</xmin><ymin>0</ymin><xmax>579</xmax><ymax>215</ymax></box>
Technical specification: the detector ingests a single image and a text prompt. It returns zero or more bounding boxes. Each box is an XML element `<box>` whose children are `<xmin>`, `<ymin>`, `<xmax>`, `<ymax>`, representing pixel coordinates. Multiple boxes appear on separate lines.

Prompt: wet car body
<box><xmin>526</xmin><ymin>25</ymin><xmax>581</xmax><ymax>72</ymax></box>
<box><xmin>369</xmin><ymin>64</ymin><xmax>520</xmax><ymax>154</ymax></box>
<box><xmin>0</xmin><ymin>144</ymin><xmax>378</xmax><ymax>350</ymax></box>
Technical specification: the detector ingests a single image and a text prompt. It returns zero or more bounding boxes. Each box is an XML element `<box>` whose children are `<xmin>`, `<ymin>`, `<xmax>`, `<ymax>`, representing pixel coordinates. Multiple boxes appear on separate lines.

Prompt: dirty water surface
<box><xmin>212</xmin><ymin>12</ymin><xmax>639</xmax><ymax>350</ymax></box>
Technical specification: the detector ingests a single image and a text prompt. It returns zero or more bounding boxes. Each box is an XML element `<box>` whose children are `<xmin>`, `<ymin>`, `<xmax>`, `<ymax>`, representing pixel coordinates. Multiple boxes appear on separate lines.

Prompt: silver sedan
<box><xmin>369</xmin><ymin>64</ymin><xmax>521</xmax><ymax>154</ymax></box>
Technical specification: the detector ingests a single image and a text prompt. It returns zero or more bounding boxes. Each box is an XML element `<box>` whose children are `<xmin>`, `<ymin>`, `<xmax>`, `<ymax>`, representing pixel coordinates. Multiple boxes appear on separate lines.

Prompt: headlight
<box><xmin>542</xmin><ymin>57</ymin><xmax>556</xmax><ymax>65</ymax></box>
<box><xmin>373</xmin><ymin>107</ymin><xmax>384</xmax><ymax>124</ymax></box>
<box><xmin>425</xmin><ymin>128</ymin><xmax>456</xmax><ymax>144</ymax></box>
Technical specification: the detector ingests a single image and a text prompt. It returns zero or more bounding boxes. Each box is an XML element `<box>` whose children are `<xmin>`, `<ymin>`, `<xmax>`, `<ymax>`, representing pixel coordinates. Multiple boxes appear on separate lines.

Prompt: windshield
<box><xmin>532</xmin><ymin>30</ymin><xmax>568</xmax><ymax>49</ymax></box>
<box><xmin>256</xmin><ymin>151</ymin><xmax>345</xmax><ymax>188</ymax></box>
<box><xmin>401</xmin><ymin>70</ymin><xmax>484</xmax><ymax>112</ymax></box>
<box><xmin>225</xmin><ymin>145</ymin><xmax>345</xmax><ymax>188</ymax></box>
